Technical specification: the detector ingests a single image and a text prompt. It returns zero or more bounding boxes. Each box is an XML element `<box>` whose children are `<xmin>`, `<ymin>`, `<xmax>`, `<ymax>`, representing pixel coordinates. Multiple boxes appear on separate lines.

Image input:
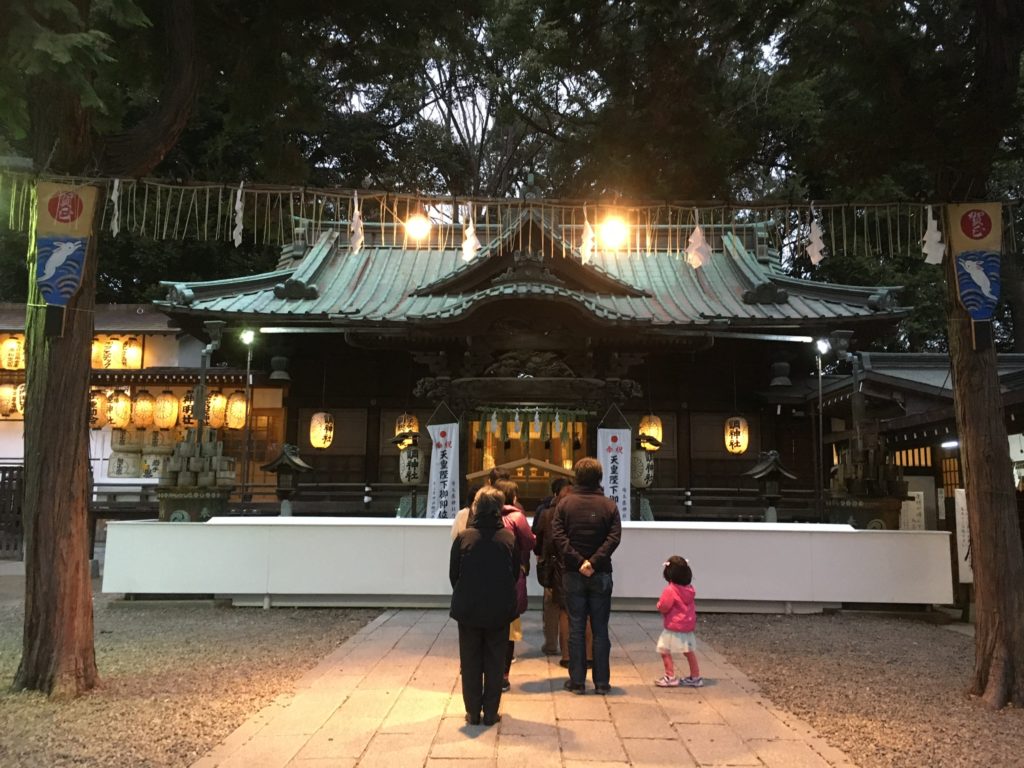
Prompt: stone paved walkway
<box><xmin>192</xmin><ymin>609</ymin><xmax>859</xmax><ymax>768</ymax></box>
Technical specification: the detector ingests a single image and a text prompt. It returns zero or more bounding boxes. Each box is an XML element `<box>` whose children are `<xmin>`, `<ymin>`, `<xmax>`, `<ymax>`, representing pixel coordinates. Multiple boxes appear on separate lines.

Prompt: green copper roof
<box><xmin>159</xmin><ymin>212</ymin><xmax>907</xmax><ymax>332</ymax></box>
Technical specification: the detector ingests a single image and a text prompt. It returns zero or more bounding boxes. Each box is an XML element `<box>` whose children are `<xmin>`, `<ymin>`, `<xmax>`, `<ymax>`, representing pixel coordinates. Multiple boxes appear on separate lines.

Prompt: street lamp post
<box><xmin>240</xmin><ymin>329</ymin><xmax>255</xmax><ymax>501</ymax></box>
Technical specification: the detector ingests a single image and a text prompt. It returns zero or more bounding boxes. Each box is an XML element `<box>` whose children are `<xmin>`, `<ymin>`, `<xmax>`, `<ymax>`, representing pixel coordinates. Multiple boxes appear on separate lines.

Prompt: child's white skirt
<box><xmin>657</xmin><ymin>629</ymin><xmax>697</xmax><ymax>655</ymax></box>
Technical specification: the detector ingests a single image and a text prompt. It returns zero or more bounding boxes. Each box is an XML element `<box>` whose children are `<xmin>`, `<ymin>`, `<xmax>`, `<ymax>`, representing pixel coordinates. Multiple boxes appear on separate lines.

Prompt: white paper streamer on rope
<box><xmin>490</xmin><ymin>410</ymin><xmax>499</xmax><ymax>433</ymax></box>
<box><xmin>350</xmin><ymin>192</ymin><xmax>365</xmax><ymax>255</ymax></box>
<box><xmin>232</xmin><ymin>181</ymin><xmax>245</xmax><ymax>247</ymax></box>
<box><xmin>110</xmin><ymin>179</ymin><xmax>121</xmax><ymax>237</ymax></box>
<box><xmin>922</xmin><ymin>205</ymin><xmax>945</xmax><ymax>265</ymax></box>
<box><xmin>580</xmin><ymin>207</ymin><xmax>595</xmax><ymax>264</ymax></box>
<box><xmin>532</xmin><ymin>408</ymin><xmax>541</xmax><ymax>434</ymax></box>
<box><xmin>553</xmin><ymin>411</ymin><xmax>563</xmax><ymax>435</ymax></box>
<box><xmin>513</xmin><ymin>409</ymin><xmax>523</xmax><ymax>437</ymax></box>
<box><xmin>462</xmin><ymin>203</ymin><xmax>481</xmax><ymax>261</ymax></box>
<box><xmin>685</xmin><ymin>209</ymin><xmax>711</xmax><ymax>268</ymax></box>
<box><xmin>806</xmin><ymin>206</ymin><xmax>826</xmax><ymax>265</ymax></box>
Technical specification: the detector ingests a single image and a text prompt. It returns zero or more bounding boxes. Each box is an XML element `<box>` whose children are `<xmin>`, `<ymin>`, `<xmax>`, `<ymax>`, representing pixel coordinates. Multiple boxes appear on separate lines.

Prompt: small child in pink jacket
<box><xmin>654</xmin><ymin>555</ymin><xmax>703</xmax><ymax>687</ymax></box>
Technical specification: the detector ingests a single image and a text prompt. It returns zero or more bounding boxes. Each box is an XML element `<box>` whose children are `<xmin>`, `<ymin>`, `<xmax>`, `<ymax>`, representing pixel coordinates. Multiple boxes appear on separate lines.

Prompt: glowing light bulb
<box><xmin>597</xmin><ymin>215</ymin><xmax>629</xmax><ymax>250</ymax></box>
<box><xmin>404</xmin><ymin>213</ymin><xmax>431</xmax><ymax>241</ymax></box>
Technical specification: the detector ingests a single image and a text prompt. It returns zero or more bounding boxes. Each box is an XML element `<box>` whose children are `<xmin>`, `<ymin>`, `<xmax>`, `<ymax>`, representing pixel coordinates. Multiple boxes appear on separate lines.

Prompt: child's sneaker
<box><xmin>680</xmin><ymin>676</ymin><xmax>704</xmax><ymax>688</ymax></box>
<box><xmin>655</xmin><ymin>674</ymin><xmax>680</xmax><ymax>687</ymax></box>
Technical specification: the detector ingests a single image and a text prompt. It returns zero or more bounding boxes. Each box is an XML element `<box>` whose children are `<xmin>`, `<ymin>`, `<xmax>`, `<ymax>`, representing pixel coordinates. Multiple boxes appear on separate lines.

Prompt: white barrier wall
<box><xmin>102</xmin><ymin>518</ymin><xmax>954</xmax><ymax>611</ymax></box>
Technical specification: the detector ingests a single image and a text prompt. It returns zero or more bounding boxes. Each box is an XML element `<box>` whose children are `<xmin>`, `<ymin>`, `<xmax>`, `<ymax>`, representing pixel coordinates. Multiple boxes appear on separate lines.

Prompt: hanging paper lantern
<box><xmin>399</xmin><ymin>446</ymin><xmax>422</xmax><ymax>484</ymax></box>
<box><xmin>89</xmin><ymin>390</ymin><xmax>109</xmax><ymax>429</ymax></box>
<box><xmin>14</xmin><ymin>383</ymin><xmax>26</xmax><ymax>414</ymax></box>
<box><xmin>153</xmin><ymin>390</ymin><xmax>179</xmax><ymax>430</ymax></box>
<box><xmin>205</xmin><ymin>389</ymin><xmax>227</xmax><ymax>429</ymax></box>
<box><xmin>102</xmin><ymin>337</ymin><xmax>124</xmax><ymax>369</ymax></box>
<box><xmin>638</xmin><ymin>414</ymin><xmax>663</xmax><ymax>451</ymax></box>
<box><xmin>631</xmin><ymin>450</ymin><xmax>655</xmax><ymax>488</ymax></box>
<box><xmin>108</xmin><ymin>391</ymin><xmax>132</xmax><ymax>429</ymax></box>
<box><xmin>91</xmin><ymin>338</ymin><xmax>104</xmax><ymax>368</ymax></box>
<box><xmin>394</xmin><ymin>412</ymin><xmax>419</xmax><ymax>450</ymax></box>
<box><xmin>724</xmin><ymin>416</ymin><xmax>749</xmax><ymax>455</ymax></box>
<box><xmin>122</xmin><ymin>337</ymin><xmax>143</xmax><ymax>369</ymax></box>
<box><xmin>226</xmin><ymin>390</ymin><xmax>247</xmax><ymax>430</ymax></box>
<box><xmin>180</xmin><ymin>389</ymin><xmax>196</xmax><ymax>426</ymax></box>
<box><xmin>0</xmin><ymin>384</ymin><xmax>15</xmax><ymax>417</ymax></box>
<box><xmin>310</xmin><ymin>411</ymin><xmax>334</xmax><ymax>449</ymax></box>
<box><xmin>1</xmin><ymin>337</ymin><xmax>24</xmax><ymax>370</ymax></box>
<box><xmin>131</xmin><ymin>389</ymin><xmax>155</xmax><ymax>429</ymax></box>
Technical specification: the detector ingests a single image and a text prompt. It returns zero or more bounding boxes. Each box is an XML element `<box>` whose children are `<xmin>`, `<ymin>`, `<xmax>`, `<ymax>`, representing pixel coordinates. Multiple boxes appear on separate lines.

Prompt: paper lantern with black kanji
<box><xmin>638</xmin><ymin>414</ymin><xmax>663</xmax><ymax>451</ymax></box>
<box><xmin>132</xmin><ymin>389</ymin><xmax>155</xmax><ymax>429</ymax></box>
<box><xmin>180</xmin><ymin>389</ymin><xmax>196</xmax><ymax>425</ymax></box>
<box><xmin>0</xmin><ymin>384</ymin><xmax>15</xmax><ymax>417</ymax></box>
<box><xmin>1</xmin><ymin>337</ymin><xmax>24</xmax><ymax>370</ymax></box>
<box><xmin>108</xmin><ymin>391</ymin><xmax>132</xmax><ymax>428</ymax></box>
<box><xmin>153</xmin><ymin>390</ymin><xmax>179</xmax><ymax>430</ymax></box>
<box><xmin>89</xmin><ymin>390</ymin><xmax>109</xmax><ymax>429</ymax></box>
<box><xmin>102</xmin><ymin>337</ymin><xmax>124</xmax><ymax>369</ymax></box>
<box><xmin>122</xmin><ymin>337</ymin><xmax>143</xmax><ymax>369</ymax></box>
<box><xmin>631</xmin><ymin>449</ymin><xmax>655</xmax><ymax>488</ymax></box>
<box><xmin>226</xmin><ymin>390</ymin><xmax>247</xmax><ymax>430</ymax></box>
<box><xmin>14</xmin><ymin>383</ymin><xmax>26</xmax><ymax>414</ymax></box>
<box><xmin>205</xmin><ymin>389</ymin><xmax>227</xmax><ymax>429</ymax></box>
<box><xmin>310</xmin><ymin>411</ymin><xmax>334</xmax><ymax>449</ymax></box>
<box><xmin>724</xmin><ymin>415</ymin><xmax>749</xmax><ymax>455</ymax></box>
<box><xmin>399</xmin><ymin>446</ymin><xmax>422</xmax><ymax>484</ymax></box>
<box><xmin>91</xmin><ymin>338</ymin><xmax>104</xmax><ymax>368</ymax></box>
<box><xmin>394</xmin><ymin>412</ymin><xmax>419</xmax><ymax>450</ymax></box>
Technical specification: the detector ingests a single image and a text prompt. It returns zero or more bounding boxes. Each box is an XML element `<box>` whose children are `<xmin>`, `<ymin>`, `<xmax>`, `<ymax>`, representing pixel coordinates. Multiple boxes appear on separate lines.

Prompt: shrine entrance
<box><xmin>466</xmin><ymin>456</ymin><xmax>574</xmax><ymax>512</ymax></box>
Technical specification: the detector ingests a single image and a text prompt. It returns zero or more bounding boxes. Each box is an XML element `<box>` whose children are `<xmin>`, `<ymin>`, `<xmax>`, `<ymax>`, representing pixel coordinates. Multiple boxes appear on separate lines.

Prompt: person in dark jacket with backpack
<box><xmin>450</xmin><ymin>486</ymin><xmax>517</xmax><ymax>726</ymax></box>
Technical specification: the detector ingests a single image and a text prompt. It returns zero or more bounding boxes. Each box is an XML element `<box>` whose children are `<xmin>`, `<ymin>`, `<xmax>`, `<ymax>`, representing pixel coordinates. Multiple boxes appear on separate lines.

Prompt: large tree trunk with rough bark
<box><xmin>13</xmin><ymin>0</ymin><xmax>199</xmax><ymax>698</ymax></box>
<box><xmin>944</xmin><ymin>256</ymin><xmax>1024</xmax><ymax>708</ymax></box>
<box><xmin>12</xmin><ymin>203</ymin><xmax>102</xmax><ymax>697</ymax></box>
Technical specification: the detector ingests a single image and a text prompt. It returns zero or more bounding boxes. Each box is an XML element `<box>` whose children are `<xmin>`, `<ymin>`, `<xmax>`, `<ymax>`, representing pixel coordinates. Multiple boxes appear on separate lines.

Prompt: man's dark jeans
<box><xmin>564</xmin><ymin>570</ymin><xmax>612</xmax><ymax>687</ymax></box>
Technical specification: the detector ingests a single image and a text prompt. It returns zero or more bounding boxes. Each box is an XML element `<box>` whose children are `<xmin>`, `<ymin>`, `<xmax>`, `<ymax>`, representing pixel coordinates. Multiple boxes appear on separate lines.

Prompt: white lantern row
<box><xmin>90</xmin><ymin>336</ymin><xmax>144</xmax><ymax>370</ymax></box>
<box><xmin>88</xmin><ymin>387</ymin><xmax>247</xmax><ymax>432</ymax></box>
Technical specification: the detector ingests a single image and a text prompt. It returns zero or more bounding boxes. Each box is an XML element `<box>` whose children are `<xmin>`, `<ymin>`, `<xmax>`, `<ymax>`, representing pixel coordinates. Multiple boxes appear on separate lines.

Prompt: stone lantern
<box><xmin>742</xmin><ymin>450</ymin><xmax>797</xmax><ymax>523</ymax></box>
<box><xmin>261</xmin><ymin>444</ymin><xmax>313</xmax><ymax>516</ymax></box>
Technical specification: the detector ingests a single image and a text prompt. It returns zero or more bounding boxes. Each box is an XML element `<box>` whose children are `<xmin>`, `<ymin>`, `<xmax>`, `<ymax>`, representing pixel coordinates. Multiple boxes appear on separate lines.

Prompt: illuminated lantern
<box><xmin>399</xmin><ymin>446</ymin><xmax>422</xmax><ymax>484</ymax></box>
<box><xmin>103</xmin><ymin>337</ymin><xmax>124</xmax><ymax>369</ymax></box>
<box><xmin>638</xmin><ymin>414</ymin><xmax>663</xmax><ymax>451</ymax></box>
<box><xmin>122</xmin><ymin>337</ymin><xmax>143</xmax><ymax>369</ymax></box>
<box><xmin>91</xmin><ymin>338</ymin><xmax>104</xmax><ymax>368</ymax></box>
<box><xmin>205</xmin><ymin>389</ymin><xmax>227</xmax><ymax>429</ymax></box>
<box><xmin>153</xmin><ymin>390</ymin><xmax>179</xmax><ymax>430</ymax></box>
<box><xmin>310</xmin><ymin>411</ymin><xmax>334</xmax><ymax>449</ymax></box>
<box><xmin>724</xmin><ymin>415</ymin><xmax>749</xmax><ymax>455</ymax></box>
<box><xmin>131</xmin><ymin>389</ymin><xmax>155</xmax><ymax>429</ymax></box>
<box><xmin>226</xmin><ymin>390</ymin><xmax>247</xmax><ymax>430</ymax></box>
<box><xmin>1</xmin><ymin>337</ymin><xmax>24</xmax><ymax>370</ymax></box>
<box><xmin>108</xmin><ymin>391</ymin><xmax>132</xmax><ymax>429</ymax></box>
<box><xmin>89</xmin><ymin>390</ymin><xmax>109</xmax><ymax>429</ymax></box>
<box><xmin>631</xmin><ymin>449</ymin><xmax>655</xmax><ymax>488</ymax></box>
<box><xmin>180</xmin><ymin>389</ymin><xmax>196</xmax><ymax>425</ymax></box>
<box><xmin>394</xmin><ymin>412</ymin><xmax>419</xmax><ymax>450</ymax></box>
<box><xmin>14</xmin><ymin>383</ymin><xmax>26</xmax><ymax>414</ymax></box>
<box><xmin>0</xmin><ymin>384</ymin><xmax>15</xmax><ymax>416</ymax></box>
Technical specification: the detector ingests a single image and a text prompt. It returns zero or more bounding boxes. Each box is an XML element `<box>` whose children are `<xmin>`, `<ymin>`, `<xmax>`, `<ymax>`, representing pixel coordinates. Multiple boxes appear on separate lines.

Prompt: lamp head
<box><xmin>240</xmin><ymin>329</ymin><xmax>255</xmax><ymax>346</ymax></box>
<box><xmin>815</xmin><ymin>338</ymin><xmax>831</xmax><ymax>356</ymax></box>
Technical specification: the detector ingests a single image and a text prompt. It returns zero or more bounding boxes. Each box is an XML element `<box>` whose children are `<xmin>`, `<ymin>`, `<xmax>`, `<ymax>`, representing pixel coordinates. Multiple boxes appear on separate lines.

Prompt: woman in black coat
<box><xmin>450</xmin><ymin>485</ymin><xmax>518</xmax><ymax>726</ymax></box>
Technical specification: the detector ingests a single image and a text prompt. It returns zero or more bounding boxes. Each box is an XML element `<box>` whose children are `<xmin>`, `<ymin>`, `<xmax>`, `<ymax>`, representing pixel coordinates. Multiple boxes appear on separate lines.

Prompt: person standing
<box><xmin>532</xmin><ymin>477</ymin><xmax>571</xmax><ymax>655</ymax></box>
<box><xmin>551</xmin><ymin>457</ymin><xmax>621</xmax><ymax>695</ymax></box>
<box><xmin>450</xmin><ymin>486</ymin><xmax>518</xmax><ymax>725</ymax></box>
<box><xmin>654</xmin><ymin>555</ymin><xmax>703</xmax><ymax>688</ymax></box>
<box><xmin>494</xmin><ymin>479</ymin><xmax>535</xmax><ymax>692</ymax></box>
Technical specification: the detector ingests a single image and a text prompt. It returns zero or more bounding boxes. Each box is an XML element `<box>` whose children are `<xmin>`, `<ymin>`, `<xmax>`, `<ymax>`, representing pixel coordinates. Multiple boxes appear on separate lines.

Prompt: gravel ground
<box><xmin>0</xmin><ymin>584</ymin><xmax>378</xmax><ymax>768</ymax></box>
<box><xmin>1</xmin><ymin>586</ymin><xmax>1022</xmax><ymax>768</ymax></box>
<box><xmin>701</xmin><ymin>612</ymin><xmax>1024</xmax><ymax>768</ymax></box>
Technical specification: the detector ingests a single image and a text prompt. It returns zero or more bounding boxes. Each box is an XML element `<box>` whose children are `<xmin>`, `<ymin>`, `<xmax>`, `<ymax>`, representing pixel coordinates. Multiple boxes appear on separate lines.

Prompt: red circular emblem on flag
<box><xmin>611</xmin><ymin>435</ymin><xmax>618</xmax><ymax>443</ymax></box>
<box><xmin>960</xmin><ymin>209</ymin><xmax>992</xmax><ymax>240</ymax></box>
<box><xmin>47</xmin><ymin>191</ymin><xmax>84</xmax><ymax>224</ymax></box>
<box><xmin>440</xmin><ymin>430</ymin><xmax>447</xmax><ymax>438</ymax></box>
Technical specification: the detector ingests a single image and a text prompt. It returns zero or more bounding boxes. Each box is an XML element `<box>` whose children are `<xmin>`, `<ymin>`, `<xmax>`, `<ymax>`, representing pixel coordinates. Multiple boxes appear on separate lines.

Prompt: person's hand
<box><xmin>579</xmin><ymin>560</ymin><xmax>595</xmax><ymax>577</ymax></box>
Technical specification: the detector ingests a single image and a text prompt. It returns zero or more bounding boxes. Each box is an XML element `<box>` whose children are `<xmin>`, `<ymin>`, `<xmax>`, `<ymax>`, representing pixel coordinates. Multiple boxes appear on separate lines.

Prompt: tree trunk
<box><xmin>12</xmin><ymin>196</ymin><xmax>102</xmax><ymax>697</ymax></box>
<box><xmin>945</xmin><ymin>244</ymin><xmax>1024</xmax><ymax>709</ymax></box>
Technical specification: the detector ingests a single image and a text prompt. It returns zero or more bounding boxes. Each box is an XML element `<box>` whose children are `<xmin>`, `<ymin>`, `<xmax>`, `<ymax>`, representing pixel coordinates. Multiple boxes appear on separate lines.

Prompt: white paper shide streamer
<box><xmin>110</xmin><ymin>179</ymin><xmax>121</xmax><ymax>238</ymax></box>
<box><xmin>806</xmin><ymin>206</ymin><xmax>826</xmax><ymax>265</ymax></box>
<box><xmin>232</xmin><ymin>182</ymin><xmax>245</xmax><ymax>248</ymax></box>
<box><xmin>685</xmin><ymin>210</ymin><xmax>711</xmax><ymax>268</ymax></box>
<box><xmin>350</xmin><ymin>192</ymin><xmax>364</xmax><ymax>255</ymax></box>
<box><xmin>580</xmin><ymin>208</ymin><xmax>595</xmax><ymax>264</ymax></box>
<box><xmin>922</xmin><ymin>205</ymin><xmax>945</xmax><ymax>265</ymax></box>
<box><xmin>462</xmin><ymin>204</ymin><xmax>481</xmax><ymax>262</ymax></box>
